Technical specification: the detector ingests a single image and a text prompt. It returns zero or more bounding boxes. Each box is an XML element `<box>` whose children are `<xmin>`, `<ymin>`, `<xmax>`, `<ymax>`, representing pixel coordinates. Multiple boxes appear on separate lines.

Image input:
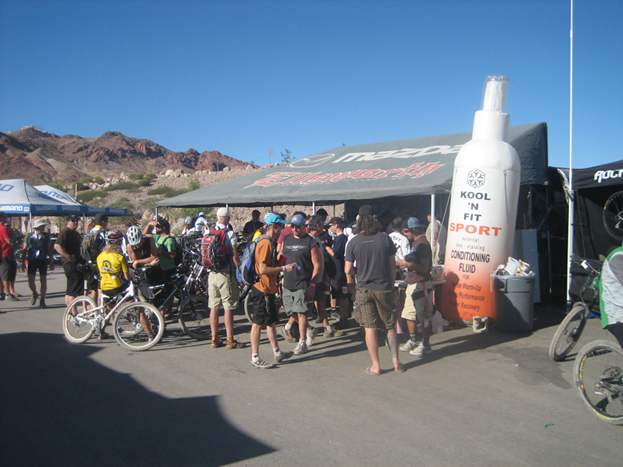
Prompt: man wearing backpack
<box><xmin>23</xmin><ymin>218</ymin><xmax>55</xmax><ymax>308</ymax></box>
<box><xmin>208</xmin><ymin>207</ymin><xmax>245</xmax><ymax>349</ymax></box>
<box><xmin>249</xmin><ymin>213</ymin><xmax>295</xmax><ymax>368</ymax></box>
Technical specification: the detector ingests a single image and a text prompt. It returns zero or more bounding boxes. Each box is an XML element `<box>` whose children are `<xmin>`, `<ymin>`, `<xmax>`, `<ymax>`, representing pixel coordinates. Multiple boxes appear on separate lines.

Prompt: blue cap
<box><xmin>407</xmin><ymin>217</ymin><xmax>423</xmax><ymax>229</ymax></box>
<box><xmin>290</xmin><ymin>214</ymin><xmax>306</xmax><ymax>226</ymax></box>
<box><xmin>265</xmin><ymin>213</ymin><xmax>286</xmax><ymax>226</ymax></box>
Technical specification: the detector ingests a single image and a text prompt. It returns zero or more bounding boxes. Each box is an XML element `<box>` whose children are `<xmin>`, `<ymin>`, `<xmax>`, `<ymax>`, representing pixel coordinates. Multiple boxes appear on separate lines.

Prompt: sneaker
<box><xmin>282</xmin><ymin>327</ymin><xmax>297</xmax><ymax>343</ymax></box>
<box><xmin>7</xmin><ymin>294</ymin><xmax>18</xmax><ymax>301</ymax></box>
<box><xmin>334</xmin><ymin>319</ymin><xmax>349</xmax><ymax>330</ymax></box>
<box><xmin>39</xmin><ymin>299</ymin><xmax>47</xmax><ymax>309</ymax></box>
<box><xmin>306</xmin><ymin>326</ymin><xmax>318</xmax><ymax>347</ymax></box>
<box><xmin>409</xmin><ymin>342</ymin><xmax>432</xmax><ymax>356</ymax></box>
<box><xmin>293</xmin><ymin>341</ymin><xmax>308</xmax><ymax>355</ymax></box>
<box><xmin>324</xmin><ymin>327</ymin><xmax>344</xmax><ymax>338</ymax></box>
<box><xmin>98</xmin><ymin>330</ymin><xmax>110</xmax><ymax>341</ymax></box>
<box><xmin>30</xmin><ymin>292</ymin><xmax>39</xmax><ymax>306</ymax></box>
<box><xmin>211</xmin><ymin>338</ymin><xmax>224</xmax><ymax>348</ymax></box>
<box><xmin>274</xmin><ymin>350</ymin><xmax>293</xmax><ymax>363</ymax></box>
<box><xmin>0</xmin><ymin>294</ymin><xmax>5</xmax><ymax>301</ymax></box>
<box><xmin>251</xmin><ymin>358</ymin><xmax>274</xmax><ymax>369</ymax></box>
<box><xmin>400</xmin><ymin>339</ymin><xmax>419</xmax><ymax>352</ymax></box>
<box><xmin>226</xmin><ymin>339</ymin><xmax>246</xmax><ymax>349</ymax></box>
<box><xmin>315</xmin><ymin>316</ymin><xmax>323</xmax><ymax>324</ymax></box>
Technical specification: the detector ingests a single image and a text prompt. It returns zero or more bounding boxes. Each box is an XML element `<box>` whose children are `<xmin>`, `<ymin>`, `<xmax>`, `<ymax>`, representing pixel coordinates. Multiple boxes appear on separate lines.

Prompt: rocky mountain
<box><xmin>0</xmin><ymin>127</ymin><xmax>256</xmax><ymax>185</ymax></box>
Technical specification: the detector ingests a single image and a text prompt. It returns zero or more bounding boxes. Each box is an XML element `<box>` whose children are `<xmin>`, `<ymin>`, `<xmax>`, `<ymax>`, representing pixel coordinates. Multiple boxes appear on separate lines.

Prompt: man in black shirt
<box><xmin>345</xmin><ymin>210</ymin><xmax>404</xmax><ymax>375</ymax></box>
<box><xmin>281</xmin><ymin>214</ymin><xmax>321</xmax><ymax>355</ymax></box>
<box><xmin>242</xmin><ymin>210</ymin><xmax>264</xmax><ymax>240</ymax></box>
<box><xmin>54</xmin><ymin>215</ymin><xmax>84</xmax><ymax>306</ymax></box>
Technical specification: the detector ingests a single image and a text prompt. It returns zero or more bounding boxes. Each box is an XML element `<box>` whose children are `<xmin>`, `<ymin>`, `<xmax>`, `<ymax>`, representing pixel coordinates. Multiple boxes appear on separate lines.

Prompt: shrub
<box><xmin>188</xmin><ymin>178</ymin><xmax>200</xmax><ymax>191</ymax></box>
<box><xmin>110</xmin><ymin>197</ymin><xmax>135</xmax><ymax>214</ymax></box>
<box><xmin>104</xmin><ymin>181</ymin><xmax>138</xmax><ymax>192</ymax></box>
<box><xmin>137</xmin><ymin>173</ymin><xmax>157</xmax><ymax>187</ymax></box>
<box><xmin>147</xmin><ymin>186</ymin><xmax>185</xmax><ymax>197</ymax></box>
<box><xmin>78</xmin><ymin>190</ymin><xmax>107</xmax><ymax>203</ymax></box>
<box><xmin>94</xmin><ymin>176</ymin><xmax>104</xmax><ymax>184</ymax></box>
<box><xmin>128</xmin><ymin>173</ymin><xmax>144</xmax><ymax>180</ymax></box>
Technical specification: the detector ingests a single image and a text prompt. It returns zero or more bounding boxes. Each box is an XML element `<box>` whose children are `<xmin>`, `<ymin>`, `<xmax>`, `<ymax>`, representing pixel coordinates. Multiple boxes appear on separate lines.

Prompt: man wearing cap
<box><xmin>249</xmin><ymin>214</ymin><xmax>296</xmax><ymax>368</ymax></box>
<box><xmin>281</xmin><ymin>213</ymin><xmax>322</xmax><ymax>355</ymax></box>
<box><xmin>144</xmin><ymin>216</ymin><xmax>177</xmax><ymax>318</ymax></box>
<box><xmin>55</xmin><ymin>215</ymin><xmax>85</xmax><ymax>306</ymax></box>
<box><xmin>243</xmin><ymin>210</ymin><xmax>264</xmax><ymax>240</ymax></box>
<box><xmin>195</xmin><ymin>212</ymin><xmax>208</xmax><ymax>235</ymax></box>
<box><xmin>345</xmin><ymin>206</ymin><xmax>404</xmax><ymax>375</ymax></box>
<box><xmin>23</xmin><ymin>218</ymin><xmax>55</xmax><ymax>308</ymax></box>
<box><xmin>398</xmin><ymin>217</ymin><xmax>434</xmax><ymax>357</ymax></box>
<box><xmin>208</xmin><ymin>207</ymin><xmax>245</xmax><ymax>349</ymax></box>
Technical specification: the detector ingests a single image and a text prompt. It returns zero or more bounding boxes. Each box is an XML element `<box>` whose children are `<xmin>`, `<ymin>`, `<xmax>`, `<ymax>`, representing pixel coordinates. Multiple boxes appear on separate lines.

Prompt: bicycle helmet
<box><xmin>185</xmin><ymin>216</ymin><xmax>193</xmax><ymax>226</ymax></box>
<box><xmin>126</xmin><ymin>225</ymin><xmax>142</xmax><ymax>246</ymax></box>
<box><xmin>105</xmin><ymin>229</ymin><xmax>124</xmax><ymax>244</ymax></box>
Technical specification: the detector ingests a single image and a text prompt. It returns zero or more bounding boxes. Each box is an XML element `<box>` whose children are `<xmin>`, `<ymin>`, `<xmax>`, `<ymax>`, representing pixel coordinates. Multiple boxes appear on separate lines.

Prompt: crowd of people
<box><xmin>2</xmin><ymin>205</ymin><xmax>451</xmax><ymax>374</ymax></box>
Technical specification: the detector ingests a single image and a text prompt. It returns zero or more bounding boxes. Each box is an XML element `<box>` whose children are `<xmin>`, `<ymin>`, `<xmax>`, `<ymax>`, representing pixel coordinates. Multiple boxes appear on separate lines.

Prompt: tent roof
<box><xmin>157</xmin><ymin>123</ymin><xmax>548</xmax><ymax>208</ymax></box>
<box><xmin>558</xmin><ymin>160</ymin><xmax>623</xmax><ymax>191</ymax></box>
<box><xmin>35</xmin><ymin>185</ymin><xmax>128</xmax><ymax>216</ymax></box>
<box><xmin>0</xmin><ymin>179</ymin><xmax>78</xmax><ymax>215</ymax></box>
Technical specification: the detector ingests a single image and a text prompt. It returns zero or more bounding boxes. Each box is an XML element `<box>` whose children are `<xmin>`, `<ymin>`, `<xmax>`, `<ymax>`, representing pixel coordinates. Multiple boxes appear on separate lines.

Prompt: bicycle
<box><xmin>62</xmin><ymin>280</ymin><xmax>165</xmax><ymax>351</ymax></box>
<box><xmin>142</xmin><ymin>264</ymin><xmax>211</xmax><ymax>340</ymax></box>
<box><xmin>573</xmin><ymin>339</ymin><xmax>623</xmax><ymax>425</ymax></box>
<box><xmin>549</xmin><ymin>257</ymin><xmax>601</xmax><ymax>361</ymax></box>
<box><xmin>603</xmin><ymin>190</ymin><xmax>623</xmax><ymax>241</ymax></box>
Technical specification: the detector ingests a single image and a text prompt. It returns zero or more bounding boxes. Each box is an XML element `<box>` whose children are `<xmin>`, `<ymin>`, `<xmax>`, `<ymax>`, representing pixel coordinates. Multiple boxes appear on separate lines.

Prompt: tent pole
<box><xmin>431</xmin><ymin>194</ymin><xmax>436</xmax><ymax>261</ymax></box>
<box><xmin>566</xmin><ymin>0</ymin><xmax>575</xmax><ymax>304</ymax></box>
<box><xmin>312</xmin><ymin>202</ymin><xmax>316</xmax><ymax>215</ymax></box>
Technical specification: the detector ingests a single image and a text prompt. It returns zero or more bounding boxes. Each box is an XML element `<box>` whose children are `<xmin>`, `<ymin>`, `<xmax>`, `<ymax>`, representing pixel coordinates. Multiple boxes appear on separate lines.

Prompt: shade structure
<box><xmin>157</xmin><ymin>123</ymin><xmax>548</xmax><ymax>208</ymax></box>
<box><xmin>0</xmin><ymin>179</ymin><xmax>79</xmax><ymax>215</ymax></box>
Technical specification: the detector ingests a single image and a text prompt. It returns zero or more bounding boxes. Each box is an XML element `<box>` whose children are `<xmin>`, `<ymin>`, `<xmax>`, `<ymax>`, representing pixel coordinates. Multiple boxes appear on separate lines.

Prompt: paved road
<box><xmin>0</xmin><ymin>269</ymin><xmax>621</xmax><ymax>467</ymax></box>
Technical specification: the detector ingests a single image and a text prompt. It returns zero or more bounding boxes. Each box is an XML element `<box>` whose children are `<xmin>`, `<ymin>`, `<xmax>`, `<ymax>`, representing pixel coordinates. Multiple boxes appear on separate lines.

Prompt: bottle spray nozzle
<box><xmin>481</xmin><ymin>75</ymin><xmax>509</xmax><ymax>113</ymax></box>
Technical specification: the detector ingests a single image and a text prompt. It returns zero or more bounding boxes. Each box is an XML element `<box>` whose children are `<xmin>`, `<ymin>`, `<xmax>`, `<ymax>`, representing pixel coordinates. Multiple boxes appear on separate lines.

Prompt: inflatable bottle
<box><xmin>441</xmin><ymin>75</ymin><xmax>521</xmax><ymax>323</ymax></box>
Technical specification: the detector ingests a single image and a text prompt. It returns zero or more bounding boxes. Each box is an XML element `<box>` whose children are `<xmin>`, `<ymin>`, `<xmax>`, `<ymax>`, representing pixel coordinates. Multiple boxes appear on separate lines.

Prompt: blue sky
<box><xmin>1</xmin><ymin>0</ymin><xmax>621</xmax><ymax>170</ymax></box>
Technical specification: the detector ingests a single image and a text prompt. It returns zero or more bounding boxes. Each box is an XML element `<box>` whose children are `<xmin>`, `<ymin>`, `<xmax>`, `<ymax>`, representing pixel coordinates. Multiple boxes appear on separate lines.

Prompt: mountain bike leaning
<box><xmin>549</xmin><ymin>257</ymin><xmax>601</xmax><ymax>361</ymax></box>
<box><xmin>572</xmin><ymin>244</ymin><xmax>623</xmax><ymax>425</ymax></box>
<box><xmin>62</xmin><ymin>279</ymin><xmax>165</xmax><ymax>351</ymax></box>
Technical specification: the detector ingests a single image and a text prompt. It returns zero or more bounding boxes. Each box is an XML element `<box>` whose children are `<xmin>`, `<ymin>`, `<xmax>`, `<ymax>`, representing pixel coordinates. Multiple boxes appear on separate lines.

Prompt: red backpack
<box><xmin>201</xmin><ymin>229</ymin><xmax>230</xmax><ymax>271</ymax></box>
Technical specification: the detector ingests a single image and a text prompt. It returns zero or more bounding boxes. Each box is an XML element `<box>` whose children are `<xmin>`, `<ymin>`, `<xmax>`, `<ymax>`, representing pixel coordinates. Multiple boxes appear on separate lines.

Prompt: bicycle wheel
<box><xmin>573</xmin><ymin>339</ymin><xmax>623</xmax><ymax>425</ymax></box>
<box><xmin>62</xmin><ymin>296</ymin><xmax>98</xmax><ymax>344</ymax></box>
<box><xmin>603</xmin><ymin>191</ymin><xmax>623</xmax><ymax>241</ymax></box>
<box><xmin>178</xmin><ymin>294</ymin><xmax>211</xmax><ymax>340</ymax></box>
<box><xmin>113</xmin><ymin>302</ymin><xmax>164</xmax><ymax>351</ymax></box>
<box><xmin>244</xmin><ymin>293</ymin><xmax>254</xmax><ymax>324</ymax></box>
<box><xmin>549</xmin><ymin>303</ymin><xmax>588</xmax><ymax>361</ymax></box>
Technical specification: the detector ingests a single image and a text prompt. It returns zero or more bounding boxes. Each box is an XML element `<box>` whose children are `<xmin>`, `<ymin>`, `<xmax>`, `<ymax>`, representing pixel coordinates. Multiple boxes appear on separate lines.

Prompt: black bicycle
<box><xmin>549</xmin><ymin>257</ymin><xmax>601</xmax><ymax>361</ymax></box>
<box><xmin>573</xmin><ymin>339</ymin><xmax>623</xmax><ymax>425</ymax></box>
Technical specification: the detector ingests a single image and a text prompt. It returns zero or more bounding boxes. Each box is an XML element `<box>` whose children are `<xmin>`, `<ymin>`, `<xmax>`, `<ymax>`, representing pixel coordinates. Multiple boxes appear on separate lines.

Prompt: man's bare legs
<box><xmin>364</xmin><ymin>327</ymin><xmax>381</xmax><ymax>374</ymax></box>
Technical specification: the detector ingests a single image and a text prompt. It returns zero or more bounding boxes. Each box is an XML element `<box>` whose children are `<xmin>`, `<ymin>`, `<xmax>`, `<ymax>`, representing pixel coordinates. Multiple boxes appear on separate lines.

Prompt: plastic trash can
<box><xmin>492</xmin><ymin>274</ymin><xmax>536</xmax><ymax>332</ymax></box>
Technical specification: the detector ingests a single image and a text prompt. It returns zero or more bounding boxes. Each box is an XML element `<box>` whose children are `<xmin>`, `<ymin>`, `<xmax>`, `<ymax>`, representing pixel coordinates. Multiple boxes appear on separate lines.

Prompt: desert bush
<box><xmin>104</xmin><ymin>181</ymin><xmax>138</xmax><ymax>192</ymax></box>
<box><xmin>137</xmin><ymin>173</ymin><xmax>157</xmax><ymax>187</ymax></box>
<box><xmin>94</xmin><ymin>176</ymin><xmax>104</xmax><ymax>184</ymax></box>
<box><xmin>78</xmin><ymin>190</ymin><xmax>107</xmax><ymax>203</ymax></box>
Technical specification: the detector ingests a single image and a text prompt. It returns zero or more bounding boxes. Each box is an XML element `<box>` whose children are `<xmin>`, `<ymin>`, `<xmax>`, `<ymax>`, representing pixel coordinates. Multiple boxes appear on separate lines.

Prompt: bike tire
<box><xmin>113</xmin><ymin>302</ymin><xmax>164</xmax><ymax>351</ymax></box>
<box><xmin>244</xmin><ymin>293</ymin><xmax>254</xmax><ymax>324</ymax></box>
<box><xmin>178</xmin><ymin>294</ymin><xmax>211</xmax><ymax>340</ymax></box>
<box><xmin>548</xmin><ymin>303</ymin><xmax>588</xmax><ymax>361</ymax></box>
<box><xmin>62</xmin><ymin>296</ymin><xmax>98</xmax><ymax>344</ymax></box>
<box><xmin>573</xmin><ymin>339</ymin><xmax>623</xmax><ymax>425</ymax></box>
<box><xmin>603</xmin><ymin>190</ymin><xmax>623</xmax><ymax>241</ymax></box>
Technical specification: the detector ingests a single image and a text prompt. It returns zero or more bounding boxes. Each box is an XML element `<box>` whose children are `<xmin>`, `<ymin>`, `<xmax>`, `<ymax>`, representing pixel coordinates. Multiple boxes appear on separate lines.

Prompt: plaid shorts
<box><xmin>353</xmin><ymin>288</ymin><xmax>396</xmax><ymax>330</ymax></box>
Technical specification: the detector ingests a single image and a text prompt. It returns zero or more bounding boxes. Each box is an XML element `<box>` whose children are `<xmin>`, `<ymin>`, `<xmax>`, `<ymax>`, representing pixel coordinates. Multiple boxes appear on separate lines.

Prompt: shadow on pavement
<box><xmin>0</xmin><ymin>332</ymin><xmax>274</xmax><ymax>467</ymax></box>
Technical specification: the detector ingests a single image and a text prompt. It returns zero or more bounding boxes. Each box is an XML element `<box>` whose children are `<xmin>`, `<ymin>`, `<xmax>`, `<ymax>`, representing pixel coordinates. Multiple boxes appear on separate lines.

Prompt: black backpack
<box><xmin>159</xmin><ymin>235</ymin><xmax>184</xmax><ymax>267</ymax></box>
<box><xmin>81</xmin><ymin>231</ymin><xmax>105</xmax><ymax>262</ymax></box>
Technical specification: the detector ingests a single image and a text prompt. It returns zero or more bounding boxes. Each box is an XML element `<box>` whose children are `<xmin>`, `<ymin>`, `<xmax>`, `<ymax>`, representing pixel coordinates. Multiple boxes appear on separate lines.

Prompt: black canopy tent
<box><xmin>559</xmin><ymin>160</ymin><xmax>623</xmax><ymax>261</ymax></box>
<box><xmin>156</xmin><ymin>123</ymin><xmax>549</xmax><ymax>208</ymax></box>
